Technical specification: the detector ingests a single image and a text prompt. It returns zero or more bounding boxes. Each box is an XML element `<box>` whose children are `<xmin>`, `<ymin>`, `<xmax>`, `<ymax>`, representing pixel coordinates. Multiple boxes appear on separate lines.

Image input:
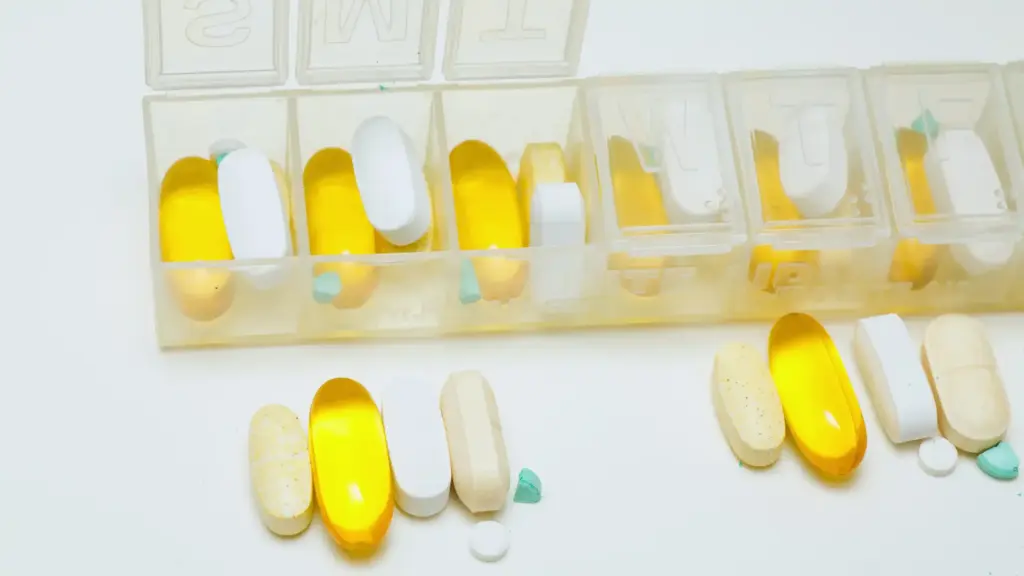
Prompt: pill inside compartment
<box><xmin>294</xmin><ymin>90</ymin><xmax>450</xmax><ymax>336</ymax></box>
<box><xmin>147</xmin><ymin>94</ymin><xmax>299</xmax><ymax>347</ymax></box>
<box><xmin>726</xmin><ymin>71</ymin><xmax>889</xmax><ymax>314</ymax></box>
<box><xmin>441</xmin><ymin>83</ymin><xmax>598</xmax><ymax>323</ymax></box>
<box><xmin>588</xmin><ymin>79</ymin><xmax>747</xmax><ymax>319</ymax></box>
<box><xmin>868</xmin><ymin>66</ymin><xmax>1023</xmax><ymax>307</ymax></box>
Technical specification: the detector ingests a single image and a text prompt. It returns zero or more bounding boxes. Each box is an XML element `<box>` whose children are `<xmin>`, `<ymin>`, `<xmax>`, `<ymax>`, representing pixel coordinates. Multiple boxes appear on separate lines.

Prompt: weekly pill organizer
<box><xmin>145</xmin><ymin>0</ymin><xmax>1024</xmax><ymax>349</ymax></box>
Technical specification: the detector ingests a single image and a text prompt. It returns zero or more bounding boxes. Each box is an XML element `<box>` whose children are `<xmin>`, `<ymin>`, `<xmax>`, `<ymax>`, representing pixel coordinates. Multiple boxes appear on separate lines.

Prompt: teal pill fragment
<box><xmin>313</xmin><ymin>272</ymin><xmax>342</xmax><ymax>304</ymax></box>
<box><xmin>459</xmin><ymin>260</ymin><xmax>481</xmax><ymax>305</ymax></box>
<box><xmin>977</xmin><ymin>441</ymin><xmax>1019</xmax><ymax>480</ymax></box>
<box><xmin>214</xmin><ymin>152</ymin><xmax>230</xmax><ymax>166</ymax></box>
<box><xmin>910</xmin><ymin>110</ymin><xmax>939</xmax><ymax>139</ymax></box>
<box><xmin>513</xmin><ymin>468</ymin><xmax>542</xmax><ymax>504</ymax></box>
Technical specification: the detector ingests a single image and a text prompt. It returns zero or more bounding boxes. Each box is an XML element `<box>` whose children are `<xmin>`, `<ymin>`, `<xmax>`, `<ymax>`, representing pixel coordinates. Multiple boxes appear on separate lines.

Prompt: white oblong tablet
<box><xmin>923</xmin><ymin>314</ymin><xmax>1010</xmax><ymax>453</ymax></box>
<box><xmin>660</xmin><ymin>101</ymin><xmax>724</xmax><ymax>222</ymax></box>
<box><xmin>248</xmin><ymin>405</ymin><xmax>314</xmax><ymax>536</ymax></box>
<box><xmin>712</xmin><ymin>342</ymin><xmax>785</xmax><ymax>467</ymax></box>
<box><xmin>918</xmin><ymin>436</ymin><xmax>958</xmax><ymax>477</ymax></box>
<box><xmin>925</xmin><ymin>129</ymin><xmax>1014</xmax><ymax>275</ymax></box>
<box><xmin>441</xmin><ymin>371</ymin><xmax>510</xmax><ymax>514</ymax></box>
<box><xmin>218</xmin><ymin>148</ymin><xmax>291</xmax><ymax>287</ymax></box>
<box><xmin>778</xmin><ymin>106</ymin><xmax>848</xmax><ymax>218</ymax></box>
<box><xmin>352</xmin><ymin>116</ymin><xmax>431</xmax><ymax>247</ymax></box>
<box><xmin>852</xmin><ymin>314</ymin><xmax>938</xmax><ymax>444</ymax></box>
<box><xmin>381</xmin><ymin>379</ymin><xmax>452</xmax><ymax>518</ymax></box>
<box><xmin>529</xmin><ymin>182</ymin><xmax>586</xmax><ymax>306</ymax></box>
<box><xmin>469</xmin><ymin>521</ymin><xmax>509</xmax><ymax>562</ymax></box>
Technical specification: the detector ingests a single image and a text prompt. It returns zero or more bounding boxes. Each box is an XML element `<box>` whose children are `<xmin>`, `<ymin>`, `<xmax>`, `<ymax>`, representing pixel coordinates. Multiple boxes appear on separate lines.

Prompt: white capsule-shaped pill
<box><xmin>218</xmin><ymin>148</ymin><xmax>291</xmax><ymax>288</ymax></box>
<box><xmin>529</xmin><ymin>182</ymin><xmax>586</xmax><ymax>306</ymax></box>
<box><xmin>441</xmin><ymin>371</ymin><xmax>510</xmax><ymax>513</ymax></box>
<box><xmin>853</xmin><ymin>314</ymin><xmax>938</xmax><ymax>444</ymax></box>
<box><xmin>922</xmin><ymin>314</ymin><xmax>1010</xmax><ymax>453</ymax></box>
<box><xmin>925</xmin><ymin>129</ymin><xmax>1015</xmax><ymax>275</ymax></box>
<box><xmin>248</xmin><ymin>405</ymin><xmax>314</xmax><ymax>536</ymax></box>
<box><xmin>712</xmin><ymin>342</ymin><xmax>786</xmax><ymax>467</ymax></box>
<box><xmin>381</xmin><ymin>379</ymin><xmax>452</xmax><ymax>518</ymax></box>
<box><xmin>778</xmin><ymin>106</ymin><xmax>848</xmax><ymax>218</ymax></box>
<box><xmin>352</xmin><ymin>116</ymin><xmax>431</xmax><ymax>247</ymax></box>
<box><xmin>660</xmin><ymin>100</ymin><xmax>724</xmax><ymax>222</ymax></box>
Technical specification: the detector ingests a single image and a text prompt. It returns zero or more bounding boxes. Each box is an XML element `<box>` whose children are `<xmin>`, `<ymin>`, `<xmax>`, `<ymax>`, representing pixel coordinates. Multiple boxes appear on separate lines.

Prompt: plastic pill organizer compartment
<box><xmin>142</xmin><ymin>0</ymin><xmax>1024</xmax><ymax>348</ymax></box>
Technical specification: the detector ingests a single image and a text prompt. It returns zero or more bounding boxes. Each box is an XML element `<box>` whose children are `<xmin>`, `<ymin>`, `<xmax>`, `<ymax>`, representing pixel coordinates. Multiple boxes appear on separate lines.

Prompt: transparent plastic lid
<box><xmin>726</xmin><ymin>69</ymin><xmax>889</xmax><ymax>250</ymax></box>
<box><xmin>444</xmin><ymin>0</ymin><xmax>590</xmax><ymax>81</ymax></box>
<box><xmin>296</xmin><ymin>0</ymin><xmax>441</xmax><ymax>85</ymax></box>
<box><xmin>865</xmin><ymin>64</ymin><xmax>1023</xmax><ymax>244</ymax></box>
<box><xmin>143</xmin><ymin>0</ymin><xmax>290</xmax><ymax>90</ymax></box>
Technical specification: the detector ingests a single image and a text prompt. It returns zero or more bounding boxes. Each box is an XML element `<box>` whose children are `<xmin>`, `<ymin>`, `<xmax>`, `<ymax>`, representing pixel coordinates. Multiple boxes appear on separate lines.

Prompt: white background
<box><xmin>1</xmin><ymin>0</ymin><xmax>1023</xmax><ymax>574</ymax></box>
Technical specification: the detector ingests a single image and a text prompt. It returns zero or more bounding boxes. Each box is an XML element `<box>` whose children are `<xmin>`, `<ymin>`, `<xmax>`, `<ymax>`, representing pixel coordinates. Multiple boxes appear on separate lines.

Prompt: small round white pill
<box><xmin>469</xmin><ymin>521</ymin><xmax>509</xmax><ymax>562</ymax></box>
<box><xmin>918</xmin><ymin>437</ymin><xmax>958</xmax><ymax>477</ymax></box>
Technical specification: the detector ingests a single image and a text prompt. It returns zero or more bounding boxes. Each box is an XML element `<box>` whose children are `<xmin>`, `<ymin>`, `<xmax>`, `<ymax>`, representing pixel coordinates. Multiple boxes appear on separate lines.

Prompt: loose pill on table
<box><xmin>853</xmin><ymin>314</ymin><xmax>938</xmax><ymax>444</ymax></box>
<box><xmin>517</xmin><ymin>143</ymin><xmax>568</xmax><ymax>244</ymax></box>
<box><xmin>918</xmin><ymin>436</ymin><xmax>958</xmax><ymax>477</ymax></box>
<box><xmin>513</xmin><ymin>468</ymin><xmax>542</xmax><ymax>504</ymax></box>
<box><xmin>769</xmin><ymin>313</ymin><xmax>867</xmax><ymax>479</ymax></box>
<box><xmin>381</xmin><ymin>379</ymin><xmax>452</xmax><ymax>518</ymax></box>
<box><xmin>450</xmin><ymin>140</ymin><xmax>526</xmax><ymax>302</ymax></box>
<box><xmin>469</xmin><ymin>521</ymin><xmax>509</xmax><ymax>562</ymax></box>
<box><xmin>352</xmin><ymin>116</ymin><xmax>431</xmax><ymax>247</ymax></box>
<box><xmin>309</xmin><ymin>378</ymin><xmax>394</xmax><ymax>553</ymax></box>
<box><xmin>218</xmin><ymin>147</ymin><xmax>292</xmax><ymax>288</ymax></box>
<box><xmin>441</xmin><ymin>371</ymin><xmax>510</xmax><ymax>513</ymax></box>
<box><xmin>248</xmin><ymin>405</ymin><xmax>314</xmax><ymax>536</ymax></box>
<box><xmin>977</xmin><ymin>441</ymin><xmax>1019</xmax><ymax>480</ymax></box>
<box><xmin>777</xmin><ymin>106</ymin><xmax>848</xmax><ymax>218</ymax></box>
<box><xmin>922</xmin><ymin>314</ymin><xmax>1009</xmax><ymax>453</ymax></box>
<box><xmin>711</xmin><ymin>342</ymin><xmax>786</xmax><ymax>468</ymax></box>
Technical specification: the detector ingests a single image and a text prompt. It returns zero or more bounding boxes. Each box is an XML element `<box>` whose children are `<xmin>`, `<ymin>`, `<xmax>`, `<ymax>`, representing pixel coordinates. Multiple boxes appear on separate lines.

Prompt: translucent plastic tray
<box><xmin>141</xmin><ymin>2</ymin><xmax>1024</xmax><ymax>347</ymax></box>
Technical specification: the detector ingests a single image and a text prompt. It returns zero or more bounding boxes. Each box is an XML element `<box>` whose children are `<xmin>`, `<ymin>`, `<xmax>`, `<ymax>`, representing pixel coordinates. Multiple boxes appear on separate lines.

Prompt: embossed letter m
<box><xmin>325</xmin><ymin>0</ymin><xmax>409</xmax><ymax>43</ymax></box>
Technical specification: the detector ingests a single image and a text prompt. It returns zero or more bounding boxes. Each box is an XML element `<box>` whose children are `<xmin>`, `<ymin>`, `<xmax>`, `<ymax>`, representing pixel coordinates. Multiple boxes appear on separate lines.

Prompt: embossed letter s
<box><xmin>325</xmin><ymin>0</ymin><xmax>409</xmax><ymax>43</ymax></box>
<box><xmin>185</xmin><ymin>0</ymin><xmax>252</xmax><ymax>47</ymax></box>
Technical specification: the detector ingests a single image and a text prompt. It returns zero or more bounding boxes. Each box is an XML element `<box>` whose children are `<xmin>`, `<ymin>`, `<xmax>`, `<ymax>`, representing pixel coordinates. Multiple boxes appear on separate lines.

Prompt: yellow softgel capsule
<box><xmin>768</xmin><ymin>313</ymin><xmax>867</xmax><ymax>479</ymax></box>
<box><xmin>517</xmin><ymin>142</ymin><xmax>568</xmax><ymax>245</ymax></box>
<box><xmin>450</xmin><ymin>140</ymin><xmax>526</xmax><ymax>301</ymax></box>
<box><xmin>748</xmin><ymin>131</ymin><xmax>818</xmax><ymax>292</ymax></box>
<box><xmin>304</xmin><ymin>148</ymin><xmax>378</xmax><ymax>309</ymax></box>
<box><xmin>159</xmin><ymin>156</ymin><xmax>235</xmax><ymax>321</ymax></box>
<box><xmin>889</xmin><ymin>129</ymin><xmax>939</xmax><ymax>288</ymax></box>
<box><xmin>309</xmin><ymin>378</ymin><xmax>394</xmax><ymax>554</ymax></box>
<box><xmin>606</xmin><ymin>136</ymin><xmax>668</xmax><ymax>297</ymax></box>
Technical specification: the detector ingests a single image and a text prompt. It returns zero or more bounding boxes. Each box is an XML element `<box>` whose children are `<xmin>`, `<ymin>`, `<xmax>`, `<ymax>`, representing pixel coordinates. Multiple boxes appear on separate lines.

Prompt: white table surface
<box><xmin>1</xmin><ymin>1</ymin><xmax>1023</xmax><ymax>574</ymax></box>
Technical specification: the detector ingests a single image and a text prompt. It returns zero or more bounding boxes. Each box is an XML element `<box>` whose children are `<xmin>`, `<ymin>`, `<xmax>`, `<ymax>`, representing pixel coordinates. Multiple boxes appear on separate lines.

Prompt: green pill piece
<box><xmin>977</xmin><ymin>441</ymin><xmax>1019</xmax><ymax>480</ymax></box>
<box><xmin>313</xmin><ymin>272</ymin><xmax>342</xmax><ymax>304</ymax></box>
<box><xmin>513</xmin><ymin>468</ymin><xmax>542</xmax><ymax>504</ymax></box>
<box><xmin>459</xmin><ymin>259</ymin><xmax>481</xmax><ymax>305</ymax></box>
<box><xmin>910</xmin><ymin>110</ymin><xmax>939</xmax><ymax>139</ymax></box>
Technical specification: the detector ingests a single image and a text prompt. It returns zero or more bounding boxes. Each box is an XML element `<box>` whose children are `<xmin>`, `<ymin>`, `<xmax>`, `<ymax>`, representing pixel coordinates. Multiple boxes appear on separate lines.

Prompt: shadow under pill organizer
<box><xmin>142</xmin><ymin>0</ymin><xmax>1024</xmax><ymax>348</ymax></box>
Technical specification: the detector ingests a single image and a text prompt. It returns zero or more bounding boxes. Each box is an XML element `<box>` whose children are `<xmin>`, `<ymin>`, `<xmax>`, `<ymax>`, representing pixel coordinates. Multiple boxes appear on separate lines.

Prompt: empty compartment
<box><xmin>293</xmin><ymin>88</ymin><xmax>452</xmax><ymax>335</ymax></box>
<box><xmin>866</xmin><ymin>64</ymin><xmax>1024</xmax><ymax>313</ymax></box>
<box><xmin>725</xmin><ymin>69</ymin><xmax>893</xmax><ymax>319</ymax></box>
<box><xmin>438</xmin><ymin>83</ymin><xmax>603</xmax><ymax>331</ymax></box>
<box><xmin>588</xmin><ymin>75</ymin><xmax>747</xmax><ymax>323</ymax></box>
<box><xmin>145</xmin><ymin>93</ymin><xmax>301</xmax><ymax>347</ymax></box>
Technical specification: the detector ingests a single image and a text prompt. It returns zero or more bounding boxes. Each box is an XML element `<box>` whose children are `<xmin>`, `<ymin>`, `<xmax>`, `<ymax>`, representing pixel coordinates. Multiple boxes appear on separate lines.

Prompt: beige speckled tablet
<box><xmin>712</xmin><ymin>342</ymin><xmax>786</xmax><ymax>467</ymax></box>
<box><xmin>922</xmin><ymin>314</ymin><xmax>1010</xmax><ymax>453</ymax></box>
<box><xmin>248</xmin><ymin>405</ymin><xmax>314</xmax><ymax>536</ymax></box>
<box><xmin>441</xmin><ymin>371</ymin><xmax>510</xmax><ymax>513</ymax></box>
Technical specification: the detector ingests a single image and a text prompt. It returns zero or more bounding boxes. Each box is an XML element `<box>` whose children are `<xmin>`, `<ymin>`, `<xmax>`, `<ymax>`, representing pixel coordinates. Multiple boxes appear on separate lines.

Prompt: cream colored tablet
<box><xmin>922</xmin><ymin>314</ymin><xmax>1010</xmax><ymax>453</ymax></box>
<box><xmin>381</xmin><ymin>379</ymin><xmax>452</xmax><ymax>518</ymax></box>
<box><xmin>440</xmin><ymin>371</ymin><xmax>510</xmax><ymax>513</ymax></box>
<box><xmin>778</xmin><ymin>106</ymin><xmax>848</xmax><ymax>218</ymax></box>
<box><xmin>712</xmin><ymin>342</ymin><xmax>786</xmax><ymax>467</ymax></box>
<box><xmin>248</xmin><ymin>405</ymin><xmax>314</xmax><ymax>536</ymax></box>
<box><xmin>853</xmin><ymin>314</ymin><xmax>938</xmax><ymax>444</ymax></box>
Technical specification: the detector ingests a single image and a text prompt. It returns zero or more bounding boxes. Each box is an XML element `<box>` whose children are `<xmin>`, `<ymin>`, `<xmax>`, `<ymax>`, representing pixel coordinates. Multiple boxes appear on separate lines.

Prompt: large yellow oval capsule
<box><xmin>748</xmin><ymin>131</ymin><xmax>818</xmax><ymax>292</ymax></box>
<box><xmin>768</xmin><ymin>313</ymin><xmax>867</xmax><ymax>478</ymax></box>
<box><xmin>449</xmin><ymin>140</ymin><xmax>525</xmax><ymax>301</ymax></box>
<box><xmin>606</xmin><ymin>136</ymin><xmax>668</xmax><ymax>297</ymax></box>
<box><xmin>159</xmin><ymin>156</ymin><xmax>235</xmax><ymax>321</ymax></box>
<box><xmin>304</xmin><ymin>148</ymin><xmax>378</xmax><ymax>309</ymax></box>
<box><xmin>889</xmin><ymin>129</ymin><xmax>939</xmax><ymax>288</ymax></box>
<box><xmin>309</xmin><ymin>378</ymin><xmax>394</xmax><ymax>554</ymax></box>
